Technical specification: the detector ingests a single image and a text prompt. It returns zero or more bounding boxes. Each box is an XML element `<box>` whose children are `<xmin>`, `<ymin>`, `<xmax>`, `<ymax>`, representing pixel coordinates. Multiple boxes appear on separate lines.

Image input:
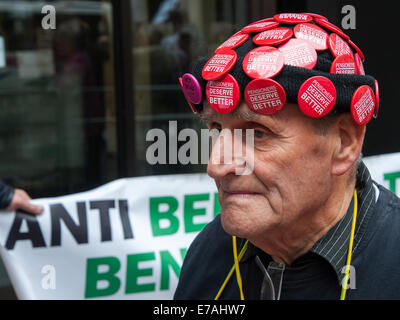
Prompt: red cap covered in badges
<box><xmin>298</xmin><ymin>76</ymin><xmax>337</xmax><ymax>118</ymax></box>
<box><xmin>351</xmin><ymin>85</ymin><xmax>375</xmax><ymax>125</ymax></box>
<box><xmin>202</xmin><ymin>49</ymin><xmax>237</xmax><ymax>81</ymax></box>
<box><xmin>243</xmin><ymin>46</ymin><xmax>284</xmax><ymax>79</ymax></box>
<box><xmin>244</xmin><ymin>79</ymin><xmax>286</xmax><ymax>115</ymax></box>
<box><xmin>206</xmin><ymin>74</ymin><xmax>240</xmax><ymax>113</ymax></box>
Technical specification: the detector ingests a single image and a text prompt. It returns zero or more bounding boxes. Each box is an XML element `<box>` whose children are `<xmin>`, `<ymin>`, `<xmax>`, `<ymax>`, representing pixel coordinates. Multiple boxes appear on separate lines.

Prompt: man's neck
<box><xmin>253</xmin><ymin>177</ymin><xmax>356</xmax><ymax>266</ymax></box>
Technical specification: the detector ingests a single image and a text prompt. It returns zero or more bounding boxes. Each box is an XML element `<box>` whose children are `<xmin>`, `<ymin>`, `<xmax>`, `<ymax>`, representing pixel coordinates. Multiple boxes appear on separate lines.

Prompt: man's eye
<box><xmin>254</xmin><ymin>129</ymin><xmax>267</xmax><ymax>139</ymax></box>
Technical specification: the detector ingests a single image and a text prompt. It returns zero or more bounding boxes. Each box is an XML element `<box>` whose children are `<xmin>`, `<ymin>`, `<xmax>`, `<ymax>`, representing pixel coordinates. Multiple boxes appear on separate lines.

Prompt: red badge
<box><xmin>298</xmin><ymin>76</ymin><xmax>337</xmax><ymax>118</ymax></box>
<box><xmin>374</xmin><ymin>80</ymin><xmax>379</xmax><ymax>118</ymax></box>
<box><xmin>273</xmin><ymin>13</ymin><xmax>312</xmax><ymax>24</ymax></box>
<box><xmin>206</xmin><ymin>74</ymin><xmax>240</xmax><ymax>113</ymax></box>
<box><xmin>215</xmin><ymin>33</ymin><xmax>249</xmax><ymax>53</ymax></box>
<box><xmin>328</xmin><ymin>33</ymin><xmax>353</xmax><ymax>58</ymax></box>
<box><xmin>347</xmin><ymin>39</ymin><xmax>365</xmax><ymax>62</ymax></box>
<box><xmin>302</xmin><ymin>13</ymin><xmax>329</xmax><ymax>21</ymax></box>
<box><xmin>242</xmin><ymin>46</ymin><xmax>284</xmax><ymax>79</ymax></box>
<box><xmin>293</xmin><ymin>23</ymin><xmax>328</xmax><ymax>51</ymax></box>
<box><xmin>241</xmin><ymin>21</ymin><xmax>279</xmax><ymax>34</ymax></box>
<box><xmin>351</xmin><ymin>85</ymin><xmax>375</xmax><ymax>125</ymax></box>
<box><xmin>314</xmin><ymin>18</ymin><xmax>350</xmax><ymax>40</ymax></box>
<box><xmin>179</xmin><ymin>77</ymin><xmax>200</xmax><ymax>115</ymax></box>
<box><xmin>202</xmin><ymin>49</ymin><xmax>237</xmax><ymax>81</ymax></box>
<box><xmin>244</xmin><ymin>79</ymin><xmax>286</xmax><ymax>115</ymax></box>
<box><xmin>278</xmin><ymin>38</ymin><xmax>318</xmax><ymax>69</ymax></box>
<box><xmin>330</xmin><ymin>54</ymin><xmax>356</xmax><ymax>74</ymax></box>
<box><xmin>253</xmin><ymin>27</ymin><xmax>293</xmax><ymax>46</ymax></box>
<box><xmin>354</xmin><ymin>53</ymin><xmax>365</xmax><ymax>75</ymax></box>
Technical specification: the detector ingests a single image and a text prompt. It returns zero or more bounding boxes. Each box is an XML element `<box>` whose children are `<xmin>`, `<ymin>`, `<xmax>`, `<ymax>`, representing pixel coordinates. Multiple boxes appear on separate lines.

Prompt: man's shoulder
<box><xmin>174</xmin><ymin>215</ymin><xmax>233</xmax><ymax>299</ymax></box>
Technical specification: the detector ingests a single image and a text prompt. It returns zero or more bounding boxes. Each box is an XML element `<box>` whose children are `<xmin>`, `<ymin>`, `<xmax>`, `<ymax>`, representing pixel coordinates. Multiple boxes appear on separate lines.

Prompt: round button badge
<box><xmin>215</xmin><ymin>33</ymin><xmax>249</xmax><ymax>53</ymax></box>
<box><xmin>202</xmin><ymin>49</ymin><xmax>237</xmax><ymax>81</ymax></box>
<box><xmin>241</xmin><ymin>21</ymin><xmax>279</xmax><ymax>34</ymax></box>
<box><xmin>293</xmin><ymin>23</ymin><xmax>328</xmax><ymax>51</ymax></box>
<box><xmin>354</xmin><ymin>53</ymin><xmax>365</xmax><ymax>75</ymax></box>
<box><xmin>330</xmin><ymin>54</ymin><xmax>356</xmax><ymax>74</ymax></box>
<box><xmin>179</xmin><ymin>77</ymin><xmax>200</xmax><ymax>115</ymax></box>
<box><xmin>328</xmin><ymin>33</ymin><xmax>353</xmax><ymax>58</ymax></box>
<box><xmin>242</xmin><ymin>46</ymin><xmax>284</xmax><ymax>79</ymax></box>
<box><xmin>181</xmin><ymin>73</ymin><xmax>203</xmax><ymax>104</ymax></box>
<box><xmin>298</xmin><ymin>76</ymin><xmax>337</xmax><ymax>118</ymax></box>
<box><xmin>273</xmin><ymin>13</ymin><xmax>313</xmax><ymax>24</ymax></box>
<box><xmin>278</xmin><ymin>38</ymin><xmax>318</xmax><ymax>69</ymax></box>
<box><xmin>347</xmin><ymin>39</ymin><xmax>365</xmax><ymax>62</ymax></box>
<box><xmin>351</xmin><ymin>85</ymin><xmax>376</xmax><ymax>125</ymax></box>
<box><xmin>253</xmin><ymin>27</ymin><xmax>293</xmax><ymax>46</ymax></box>
<box><xmin>374</xmin><ymin>80</ymin><xmax>379</xmax><ymax>118</ymax></box>
<box><xmin>244</xmin><ymin>78</ymin><xmax>286</xmax><ymax>115</ymax></box>
<box><xmin>206</xmin><ymin>74</ymin><xmax>240</xmax><ymax>114</ymax></box>
<box><xmin>314</xmin><ymin>18</ymin><xmax>350</xmax><ymax>40</ymax></box>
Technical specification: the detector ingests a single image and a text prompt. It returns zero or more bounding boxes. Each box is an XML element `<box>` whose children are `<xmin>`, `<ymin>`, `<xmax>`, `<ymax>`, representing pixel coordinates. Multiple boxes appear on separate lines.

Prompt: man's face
<box><xmin>204</xmin><ymin>101</ymin><xmax>338</xmax><ymax>243</ymax></box>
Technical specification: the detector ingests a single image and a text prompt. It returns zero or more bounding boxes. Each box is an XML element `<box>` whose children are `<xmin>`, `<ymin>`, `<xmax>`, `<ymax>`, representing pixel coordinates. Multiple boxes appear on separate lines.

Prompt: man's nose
<box><xmin>207</xmin><ymin>129</ymin><xmax>248</xmax><ymax>179</ymax></box>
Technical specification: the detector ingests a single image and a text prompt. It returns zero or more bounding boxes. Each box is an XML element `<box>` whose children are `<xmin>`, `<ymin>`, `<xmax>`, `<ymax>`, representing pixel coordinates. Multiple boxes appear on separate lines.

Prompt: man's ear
<box><xmin>331</xmin><ymin>113</ymin><xmax>366</xmax><ymax>176</ymax></box>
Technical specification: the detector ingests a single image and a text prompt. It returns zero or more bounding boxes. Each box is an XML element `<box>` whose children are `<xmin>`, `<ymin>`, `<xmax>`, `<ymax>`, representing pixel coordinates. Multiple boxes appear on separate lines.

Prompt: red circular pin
<box><xmin>347</xmin><ymin>39</ymin><xmax>365</xmax><ymax>62</ymax></box>
<box><xmin>241</xmin><ymin>21</ymin><xmax>279</xmax><ymax>34</ymax></box>
<box><xmin>206</xmin><ymin>74</ymin><xmax>240</xmax><ymax>113</ymax></box>
<box><xmin>242</xmin><ymin>46</ymin><xmax>284</xmax><ymax>79</ymax></box>
<box><xmin>374</xmin><ymin>80</ymin><xmax>379</xmax><ymax>118</ymax></box>
<box><xmin>215</xmin><ymin>33</ymin><xmax>249</xmax><ymax>53</ymax></box>
<box><xmin>278</xmin><ymin>38</ymin><xmax>318</xmax><ymax>69</ymax></box>
<box><xmin>298</xmin><ymin>76</ymin><xmax>337</xmax><ymax>118</ymax></box>
<box><xmin>293</xmin><ymin>23</ymin><xmax>328</xmax><ymax>51</ymax></box>
<box><xmin>253</xmin><ymin>27</ymin><xmax>293</xmax><ymax>46</ymax></box>
<box><xmin>244</xmin><ymin>78</ymin><xmax>286</xmax><ymax>115</ymax></box>
<box><xmin>273</xmin><ymin>13</ymin><xmax>313</xmax><ymax>24</ymax></box>
<box><xmin>202</xmin><ymin>49</ymin><xmax>237</xmax><ymax>81</ymax></box>
<box><xmin>302</xmin><ymin>13</ymin><xmax>329</xmax><ymax>21</ymax></box>
<box><xmin>354</xmin><ymin>53</ymin><xmax>365</xmax><ymax>75</ymax></box>
<box><xmin>314</xmin><ymin>18</ymin><xmax>350</xmax><ymax>40</ymax></box>
<box><xmin>330</xmin><ymin>54</ymin><xmax>356</xmax><ymax>74</ymax></box>
<box><xmin>328</xmin><ymin>33</ymin><xmax>353</xmax><ymax>58</ymax></box>
<box><xmin>179</xmin><ymin>77</ymin><xmax>200</xmax><ymax>115</ymax></box>
<box><xmin>351</xmin><ymin>85</ymin><xmax>375</xmax><ymax>125</ymax></box>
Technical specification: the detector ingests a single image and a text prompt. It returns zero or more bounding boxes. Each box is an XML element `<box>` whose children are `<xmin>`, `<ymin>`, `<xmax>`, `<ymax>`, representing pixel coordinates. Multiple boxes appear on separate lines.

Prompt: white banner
<box><xmin>0</xmin><ymin>152</ymin><xmax>399</xmax><ymax>300</ymax></box>
<box><xmin>0</xmin><ymin>174</ymin><xmax>218</xmax><ymax>300</ymax></box>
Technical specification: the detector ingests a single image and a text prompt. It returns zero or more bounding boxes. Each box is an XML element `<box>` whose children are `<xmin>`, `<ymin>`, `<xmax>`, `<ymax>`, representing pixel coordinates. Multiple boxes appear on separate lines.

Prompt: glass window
<box><xmin>0</xmin><ymin>0</ymin><xmax>117</xmax><ymax>198</ymax></box>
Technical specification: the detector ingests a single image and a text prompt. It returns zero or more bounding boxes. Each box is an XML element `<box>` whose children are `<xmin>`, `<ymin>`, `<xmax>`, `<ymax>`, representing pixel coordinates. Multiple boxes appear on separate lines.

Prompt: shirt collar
<box><xmin>241</xmin><ymin>161</ymin><xmax>376</xmax><ymax>283</ymax></box>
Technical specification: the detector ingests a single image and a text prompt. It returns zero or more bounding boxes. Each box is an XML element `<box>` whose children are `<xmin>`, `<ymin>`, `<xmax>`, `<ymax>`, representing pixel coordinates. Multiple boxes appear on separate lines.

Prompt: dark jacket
<box><xmin>174</xmin><ymin>184</ymin><xmax>400</xmax><ymax>300</ymax></box>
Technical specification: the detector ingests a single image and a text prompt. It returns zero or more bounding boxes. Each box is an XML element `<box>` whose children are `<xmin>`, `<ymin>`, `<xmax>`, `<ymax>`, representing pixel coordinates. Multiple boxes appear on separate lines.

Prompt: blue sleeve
<box><xmin>0</xmin><ymin>180</ymin><xmax>14</xmax><ymax>210</ymax></box>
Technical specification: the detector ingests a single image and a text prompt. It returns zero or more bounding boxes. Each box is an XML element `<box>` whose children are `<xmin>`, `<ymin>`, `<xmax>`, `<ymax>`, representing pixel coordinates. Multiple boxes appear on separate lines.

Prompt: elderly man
<box><xmin>174</xmin><ymin>13</ymin><xmax>400</xmax><ymax>300</ymax></box>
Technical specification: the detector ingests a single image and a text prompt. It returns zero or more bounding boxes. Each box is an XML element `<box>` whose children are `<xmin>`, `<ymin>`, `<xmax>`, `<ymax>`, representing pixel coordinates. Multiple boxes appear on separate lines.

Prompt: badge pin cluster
<box><xmin>192</xmin><ymin>12</ymin><xmax>377</xmax><ymax>123</ymax></box>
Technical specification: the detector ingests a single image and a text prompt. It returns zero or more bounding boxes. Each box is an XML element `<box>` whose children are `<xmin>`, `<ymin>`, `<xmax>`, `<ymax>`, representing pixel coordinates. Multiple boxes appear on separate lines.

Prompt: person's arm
<box><xmin>0</xmin><ymin>180</ymin><xmax>14</xmax><ymax>210</ymax></box>
<box><xmin>0</xmin><ymin>180</ymin><xmax>43</xmax><ymax>215</ymax></box>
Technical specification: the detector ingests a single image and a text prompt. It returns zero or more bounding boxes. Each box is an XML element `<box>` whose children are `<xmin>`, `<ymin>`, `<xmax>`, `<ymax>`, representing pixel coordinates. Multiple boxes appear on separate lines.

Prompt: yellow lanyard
<box><xmin>215</xmin><ymin>190</ymin><xmax>358</xmax><ymax>301</ymax></box>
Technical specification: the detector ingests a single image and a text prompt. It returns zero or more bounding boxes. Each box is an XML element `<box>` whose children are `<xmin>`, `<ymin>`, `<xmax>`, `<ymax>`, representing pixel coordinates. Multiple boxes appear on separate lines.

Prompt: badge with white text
<box><xmin>298</xmin><ymin>76</ymin><xmax>337</xmax><ymax>118</ymax></box>
<box><xmin>202</xmin><ymin>49</ymin><xmax>237</xmax><ymax>81</ymax></box>
<box><xmin>206</xmin><ymin>74</ymin><xmax>240</xmax><ymax>113</ymax></box>
<box><xmin>351</xmin><ymin>85</ymin><xmax>375</xmax><ymax>125</ymax></box>
<box><xmin>242</xmin><ymin>46</ymin><xmax>284</xmax><ymax>79</ymax></box>
<box><xmin>244</xmin><ymin>78</ymin><xmax>286</xmax><ymax>115</ymax></box>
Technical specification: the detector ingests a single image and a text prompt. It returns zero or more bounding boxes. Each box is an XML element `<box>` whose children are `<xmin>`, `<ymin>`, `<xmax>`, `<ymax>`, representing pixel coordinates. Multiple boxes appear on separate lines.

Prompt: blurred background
<box><xmin>0</xmin><ymin>0</ymin><xmax>398</xmax><ymax>299</ymax></box>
